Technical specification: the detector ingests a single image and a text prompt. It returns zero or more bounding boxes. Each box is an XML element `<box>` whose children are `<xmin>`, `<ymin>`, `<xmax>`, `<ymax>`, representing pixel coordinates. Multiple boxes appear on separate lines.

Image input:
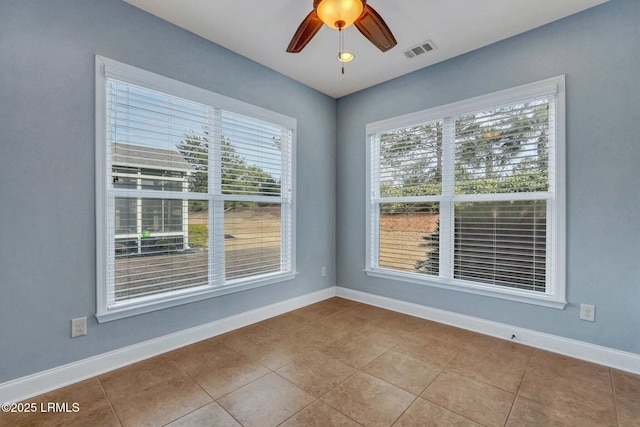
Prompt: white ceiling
<box><xmin>122</xmin><ymin>0</ymin><xmax>608</xmax><ymax>98</ymax></box>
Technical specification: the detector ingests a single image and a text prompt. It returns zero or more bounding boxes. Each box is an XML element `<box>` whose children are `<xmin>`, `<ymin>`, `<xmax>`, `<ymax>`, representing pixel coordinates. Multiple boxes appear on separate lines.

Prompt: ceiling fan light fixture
<box><xmin>317</xmin><ymin>0</ymin><xmax>364</xmax><ymax>29</ymax></box>
<box><xmin>286</xmin><ymin>0</ymin><xmax>396</xmax><ymax>54</ymax></box>
<box><xmin>337</xmin><ymin>52</ymin><xmax>355</xmax><ymax>62</ymax></box>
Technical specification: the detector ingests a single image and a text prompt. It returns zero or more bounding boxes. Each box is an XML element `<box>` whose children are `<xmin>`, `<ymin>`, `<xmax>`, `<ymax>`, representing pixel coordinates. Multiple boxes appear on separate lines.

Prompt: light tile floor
<box><xmin>2</xmin><ymin>298</ymin><xmax>639</xmax><ymax>426</ymax></box>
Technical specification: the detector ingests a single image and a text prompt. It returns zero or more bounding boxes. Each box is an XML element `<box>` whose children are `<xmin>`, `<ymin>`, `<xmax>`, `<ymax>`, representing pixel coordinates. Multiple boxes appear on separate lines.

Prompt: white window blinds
<box><xmin>454</xmin><ymin>97</ymin><xmax>552</xmax><ymax>194</ymax></box>
<box><xmin>96</xmin><ymin>57</ymin><xmax>295</xmax><ymax>321</ymax></box>
<box><xmin>367</xmin><ymin>76</ymin><xmax>565</xmax><ymax>307</ymax></box>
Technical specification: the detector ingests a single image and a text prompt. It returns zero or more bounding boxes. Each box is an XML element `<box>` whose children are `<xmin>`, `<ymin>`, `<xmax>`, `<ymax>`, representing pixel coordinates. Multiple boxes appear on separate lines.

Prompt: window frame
<box><xmin>95</xmin><ymin>56</ymin><xmax>297</xmax><ymax>322</ymax></box>
<box><xmin>365</xmin><ymin>76</ymin><xmax>566</xmax><ymax>309</ymax></box>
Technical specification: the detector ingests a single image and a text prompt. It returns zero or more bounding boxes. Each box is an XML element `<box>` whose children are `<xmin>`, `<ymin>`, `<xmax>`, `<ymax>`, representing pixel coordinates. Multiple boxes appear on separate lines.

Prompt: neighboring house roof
<box><xmin>112</xmin><ymin>142</ymin><xmax>194</xmax><ymax>173</ymax></box>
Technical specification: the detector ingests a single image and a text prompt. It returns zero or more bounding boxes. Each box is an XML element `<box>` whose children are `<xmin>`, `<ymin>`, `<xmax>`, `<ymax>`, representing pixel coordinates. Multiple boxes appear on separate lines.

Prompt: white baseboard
<box><xmin>336</xmin><ymin>286</ymin><xmax>640</xmax><ymax>376</ymax></box>
<box><xmin>3</xmin><ymin>285</ymin><xmax>638</xmax><ymax>404</ymax></box>
<box><xmin>0</xmin><ymin>287</ymin><xmax>336</xmax><ymax>404</ymax></box>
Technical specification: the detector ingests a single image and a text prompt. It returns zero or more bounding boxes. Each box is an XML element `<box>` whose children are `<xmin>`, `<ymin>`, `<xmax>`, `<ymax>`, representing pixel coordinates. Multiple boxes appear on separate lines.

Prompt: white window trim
<box><xmin>95</xmin><ymin>56</ymin><xmax>297</xmax><ymax>322</ymax></box>
<box><xmin>365</xmin><ymin>76</ymin><xmax>566</xmax><ymax>309</ymax></box>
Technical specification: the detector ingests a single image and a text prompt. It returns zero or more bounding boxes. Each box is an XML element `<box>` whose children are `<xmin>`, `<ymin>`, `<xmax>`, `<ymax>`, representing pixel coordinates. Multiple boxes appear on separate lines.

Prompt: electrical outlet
<box><xmin>321</xmin><ymin>266</ymin><xmax>327</xmax><ymax>277</ymax></box>
<box><xmin>71</xmin><ymin>317</ymin><xmax>87</xmax><ymax>337</ymax></box>
<box><xmin>580</xmin><ymin>304</ymin><xmax>595</xmax><ymax>322</ymax></box>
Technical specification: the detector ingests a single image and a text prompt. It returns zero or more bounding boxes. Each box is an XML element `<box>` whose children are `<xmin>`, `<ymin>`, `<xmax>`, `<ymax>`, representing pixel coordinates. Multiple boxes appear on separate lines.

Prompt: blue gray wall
<box><xmin>336</xmin><ymin>0</ymin><xmax>640</xmax><ymax>354</ymax></box>
<box><xmin>0</xmin><ymin>0</ymin><xmax>336</xmax><ymax>383</ymax></box>
<box><xmin>1</xmin><ymin>0</ymin><xmax>638</xmax><ymax>385</ymax></box>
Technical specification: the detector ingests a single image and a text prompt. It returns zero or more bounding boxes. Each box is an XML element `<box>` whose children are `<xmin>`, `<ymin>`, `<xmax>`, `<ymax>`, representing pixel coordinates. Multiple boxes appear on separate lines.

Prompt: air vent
<box><xmin>404</xmin><ymin>40</ymin><xmax>437</xmax><ymax>59</ymax></box>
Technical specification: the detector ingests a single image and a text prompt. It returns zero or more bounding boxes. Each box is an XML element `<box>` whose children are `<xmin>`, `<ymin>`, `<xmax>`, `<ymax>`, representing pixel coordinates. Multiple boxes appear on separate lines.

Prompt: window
<box><xmin>366</xmin><ymin>76</ymin><xmax>566</xmax><ymax>308</ymax></box>
<box><xmin>96</xmin><ymin>56</ymin><xmax>296</xmax><ymax>321</ymax></box>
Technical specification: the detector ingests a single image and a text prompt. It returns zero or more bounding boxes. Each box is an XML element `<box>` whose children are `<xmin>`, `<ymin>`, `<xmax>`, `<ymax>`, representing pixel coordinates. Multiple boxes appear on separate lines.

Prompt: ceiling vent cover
<box><xmin>404</xmin><ymin>40</ymin><xmax>437</xmax><ymax>59</ymax></box>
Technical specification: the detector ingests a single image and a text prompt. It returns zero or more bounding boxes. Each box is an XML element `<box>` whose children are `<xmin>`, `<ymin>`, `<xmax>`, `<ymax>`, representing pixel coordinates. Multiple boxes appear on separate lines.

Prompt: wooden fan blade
<box><xmin>286</xmin><ymin>10</ymin><xmax>324</xmax><ymax>53</ymax></box>
<box><xmin>354</xmin><ymin>4</ymin><xmax>397</xmax><ymax>52</ymax></box>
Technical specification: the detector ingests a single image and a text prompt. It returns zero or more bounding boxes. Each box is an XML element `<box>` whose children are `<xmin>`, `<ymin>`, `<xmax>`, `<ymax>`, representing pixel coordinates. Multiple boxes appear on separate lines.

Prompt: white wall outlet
<box><xmin>71</xmin><ymin>317</ymin><xmax>87</xmax><ymax>337</ymax></box>
<box><xmin>321</xmin><ymin>266</ymin><xmax>327</xmax><ymax>277</ymax></box>
<box><xmin>580</xmin><ymin>304</ymin><xmax>595</xmax><ymax>322</ymax></box>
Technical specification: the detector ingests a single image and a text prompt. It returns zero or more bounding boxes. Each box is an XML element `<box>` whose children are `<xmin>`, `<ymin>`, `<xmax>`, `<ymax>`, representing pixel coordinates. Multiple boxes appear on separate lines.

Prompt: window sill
<box><xmin>96</xmin><ymin>271</ymin><xmax>299</xmax><ymax>323</ymax></box>
<box><xmin>364</xmin><ymin>269</ymin><xmax>567</xmax><ymax>309</ymax></box>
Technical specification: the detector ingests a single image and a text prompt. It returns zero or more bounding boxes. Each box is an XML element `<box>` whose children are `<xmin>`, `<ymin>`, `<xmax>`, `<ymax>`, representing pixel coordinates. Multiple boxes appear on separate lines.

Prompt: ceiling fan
<box><xmin>286</xmin><ymin>0</ymin><xmax>397</xmax><ymax>54</ymax></box>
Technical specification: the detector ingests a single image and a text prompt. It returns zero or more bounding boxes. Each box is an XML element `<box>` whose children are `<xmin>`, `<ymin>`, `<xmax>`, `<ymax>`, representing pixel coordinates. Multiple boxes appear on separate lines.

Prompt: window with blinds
<box><xmin>96</xmin><ymin>56</ymin><xmax>295</xmax><ymax>321</ymax></box>
<box><xmin>366</xmin><ymin>76</ymin><xmax>565</xmax><ymax>307</ymax></box>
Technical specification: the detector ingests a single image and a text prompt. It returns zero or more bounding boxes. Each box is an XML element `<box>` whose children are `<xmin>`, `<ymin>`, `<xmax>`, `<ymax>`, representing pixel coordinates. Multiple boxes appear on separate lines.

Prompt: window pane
<box><xmin>176</xmin><ymin>137</ymin><xmax>209</xmax><ymax>194</ymax></box>
<box><xmin>379</xmin><ymin>202</ymin><xmax>440</xmax><ymax>274</ymax></box>
<box><xmin>100</xmin><ymin>64</ymin><xmax>296</xmax><ymax>318</ymax></box>
<box><xmin>109</xmin><ymin>79</ymin><xmax>210</xmax><ymax>193</ymax></box>
<box><xmin>115</xmin><ymin>198</ymin><xmax>136</xmax><ymax>234</ymax></box>
<box><xmin>111</xmin><ymin>144</ymin><xmax>205</xmax><ymax>193</ymax></box>
<box><xmin>379</xmin><ymin>121</ymin><xmax>443</xmax><ymax>197</ymax></box>
<box><xmin>140</xmin><ymin>198</ymin><xmax>184</xmax><ymax>233</ymax></box>
<box><xmin>455</xmin><ymin>99</ymin><xmax>550</xmax><ymax>194</ymax></box>
<box><xmin>113</xmin><ymin>201</ymin><xmax>209</xmax><ymax>302</ymax></box>
<box><xmin>112</xmin><ymin>167</ymin><xmax>138</xmax><ymax>189</ymax></box>
<box><xmin>224</xmin><ymin>203</ymin><xmax>282</xmax><ymax>280</ymax></box>
<box><xmin>221</xmin><ymin>111</ymin><xmax>286</xmax><ymax>196</ymax></box>
<box><xmin>454</xmin><ymin>200</ymin><xmax>547</xmax><ymax>291</ymax></box>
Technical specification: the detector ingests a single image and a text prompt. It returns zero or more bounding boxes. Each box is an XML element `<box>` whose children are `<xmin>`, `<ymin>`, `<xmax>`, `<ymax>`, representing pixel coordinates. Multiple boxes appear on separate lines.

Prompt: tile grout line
<box><xmin>271</xmin><ymin>368</ymin><xmax>364</xmax><ymax>427</ymax></box>
<box><xmin>609</xmin><ymin>368</ymin><xmax>621</xmax><ymax>427</ymax></box>
<box><xmin>165</xmin><ymin>342</ymin><xmax>275</xmax><ymax>425</ymax></box>
<box><xmin>217</xmin><ymin>401</ymin><xmax>245</xmax><ymax>427</ymax></box>
<box><xmin>385</xmin><ymin>323</ymin><xmax>463</xmax><ymax>424</ymax></box>
<box><xmin>160</xmin><ymin>358</ymin><xmax>220</xmax><ymax>425</ymax></box>
<box><xmin>381</xmin><ymin>350</ymin><xmax>431</xmax><ymax>427</ymax></box>
<box><xmin>309</xmin><ymin>366</ymin><xmax>364</xmax><ymax>423</ymax></box>
<box><xmin>415</xmin><ymin>334</ymin><xmax>516</xmax><ymax>426</ymax></box>
<box><xmin>502</xmin><ymin>347</ymin><xmax>534</xmax><ymax>426</ymax></box>
<box><xmin>96</xmin><ymin>376</ymin><xmax>124</xmax><ymax>427</ymax></box>
<box><xmin>199</xmin><ymin>300</ymin><xmax>362</xmax><ymax>425</ymax></box>
<box><xmin>419</xmin><ymin>369</ymin><xmax>485</xmax><ymax>425</ymax></box>
<box><xmin>389</xmin><ymin>394</ymin><xmax>421</xmax><ymax>426</ymax></box>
